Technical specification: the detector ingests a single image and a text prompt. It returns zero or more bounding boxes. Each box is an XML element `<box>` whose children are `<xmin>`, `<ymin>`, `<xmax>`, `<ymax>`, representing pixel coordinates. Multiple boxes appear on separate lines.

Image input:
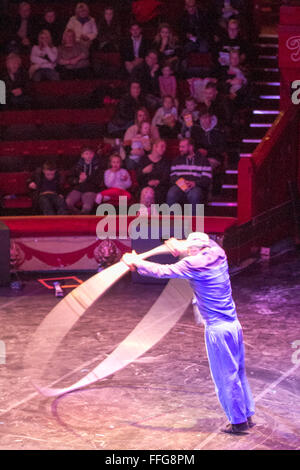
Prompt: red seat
<box><xmin>0</xmin><ymin>172</ymin><xmax>32</xmax><ymax>209</ymax></box>
<box><xmin>186</xmin><ymin>53</ymin><xmax>213</xmax><ymax>68</ymax></box>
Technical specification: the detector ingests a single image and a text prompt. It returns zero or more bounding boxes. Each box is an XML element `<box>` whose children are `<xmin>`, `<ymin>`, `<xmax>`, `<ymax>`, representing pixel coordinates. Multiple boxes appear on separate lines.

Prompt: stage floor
<box><xmin>0</xmin><ymin>250</ymin><xmax>300</xmax><ymax>451</ymax></box>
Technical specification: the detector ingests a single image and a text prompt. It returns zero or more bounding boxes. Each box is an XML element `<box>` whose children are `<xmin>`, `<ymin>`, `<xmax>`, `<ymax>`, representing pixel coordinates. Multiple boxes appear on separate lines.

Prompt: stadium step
<box><xmin>207</xmin><ymin>29</ymin><xmax>280</xmax><ymax>216</ymax></box>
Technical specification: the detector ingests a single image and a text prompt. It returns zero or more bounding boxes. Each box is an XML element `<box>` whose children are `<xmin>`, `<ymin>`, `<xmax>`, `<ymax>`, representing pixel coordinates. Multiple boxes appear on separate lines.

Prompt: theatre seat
<box><xmin>0</xmin><ymin>172</ymin><xmax>32</xmax><ymax>211</ymax></box>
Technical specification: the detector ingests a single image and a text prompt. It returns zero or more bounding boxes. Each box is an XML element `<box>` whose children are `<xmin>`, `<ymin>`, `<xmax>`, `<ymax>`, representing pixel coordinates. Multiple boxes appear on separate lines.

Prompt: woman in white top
<box><xmin>30</xmin><ymin>29</ymin><xmax>59</xmax><ymax>81</ymax></box>
<box><xmin>65</xmin><ymin>2</ymin><xmax>98</xmax><ymax>49</ymax></box>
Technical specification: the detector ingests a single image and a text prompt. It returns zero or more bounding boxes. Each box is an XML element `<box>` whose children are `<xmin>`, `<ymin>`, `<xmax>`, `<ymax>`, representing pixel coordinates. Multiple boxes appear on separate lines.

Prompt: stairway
<box><xmin>206</xmin><ymin>32</ymin><xmax>280</xmax><ymax>218</ymax></box>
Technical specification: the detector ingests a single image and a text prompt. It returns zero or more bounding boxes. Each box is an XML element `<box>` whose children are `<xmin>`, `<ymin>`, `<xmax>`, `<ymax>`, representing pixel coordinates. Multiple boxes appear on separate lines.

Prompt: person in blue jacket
<box><xmin>122</xmin><ymin>232</ymin><xmax>255</xmax><ymax>434</ymax></box>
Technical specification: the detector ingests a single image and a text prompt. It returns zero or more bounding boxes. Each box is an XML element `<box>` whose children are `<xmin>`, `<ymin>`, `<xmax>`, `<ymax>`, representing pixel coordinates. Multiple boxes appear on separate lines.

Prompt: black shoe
<box><xmin>222</xmin><ymin>421</ymin><xmax>249</xmax><ymax>434</ymax></box>
<box><xmin>247</xmin><ymin>416</ymin><xmax>256</xmax><ymax>428</ymax></box>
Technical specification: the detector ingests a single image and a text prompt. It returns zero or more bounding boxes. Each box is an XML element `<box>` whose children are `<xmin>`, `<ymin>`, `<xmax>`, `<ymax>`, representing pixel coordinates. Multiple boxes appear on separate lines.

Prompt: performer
<box><xmin>122</xmin><ymin>232</ymin><xmax>255</xmax><ymax>434</ymax></box>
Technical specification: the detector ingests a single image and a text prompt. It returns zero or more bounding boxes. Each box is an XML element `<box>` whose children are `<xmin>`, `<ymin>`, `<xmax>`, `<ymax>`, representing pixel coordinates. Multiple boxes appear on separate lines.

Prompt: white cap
<box><xmin>186</xmin><ymin>232</ymin><xmax>210</xmax><ymax>249</ymax></box>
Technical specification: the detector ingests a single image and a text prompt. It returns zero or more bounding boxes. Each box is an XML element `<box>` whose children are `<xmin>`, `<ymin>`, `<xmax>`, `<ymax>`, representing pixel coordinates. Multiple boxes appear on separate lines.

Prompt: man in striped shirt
<box><xmin>166</xmin><ymin>137</ymin><xmax>212</xmax><ymax>215</ymax></box>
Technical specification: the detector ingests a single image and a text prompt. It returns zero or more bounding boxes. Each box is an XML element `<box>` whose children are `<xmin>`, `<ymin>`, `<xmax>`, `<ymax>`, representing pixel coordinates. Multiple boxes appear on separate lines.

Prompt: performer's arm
<box><xmin>122</xmin><ymin>245</ymin><xmax>223</xmax><ymax>280</ymax></box>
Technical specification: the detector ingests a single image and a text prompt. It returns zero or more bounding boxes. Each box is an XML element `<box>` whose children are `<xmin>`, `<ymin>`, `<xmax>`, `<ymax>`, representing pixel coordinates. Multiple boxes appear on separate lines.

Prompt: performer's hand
<box><xmin>122</xmin><ymin>250</ymin><xmax>141</xmax><ymax>270</ymax></box>
<box><xmin>164</xmin><ymin>238</ymin><xmax>186</xmax><ymax>257</ymax></box>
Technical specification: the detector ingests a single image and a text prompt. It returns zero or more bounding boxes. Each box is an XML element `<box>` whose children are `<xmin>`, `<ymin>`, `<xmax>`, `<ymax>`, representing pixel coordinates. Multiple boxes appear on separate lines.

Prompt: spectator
<box><xmin>137</xmin><ymin>139</ymin><xmax>170</xmax><ymax>204</ymax></box>
<box><xmin>178</xmin><ymin>96</ymin><xmax>200</xmax><ymax>139</ymax></box>
<box><xmin>191</xmin><ymin>111</ymin><xmax>226</xmax><ymax>171</ymax></box>
<box><xmin>123</xmin><ymin>107</ymin><xmax>152</xmax><ymax>143</ymax></box>
<box><xmin>1</xmin><ymin>53</ymin><xmax>31</xmax><ymax>109</ymax></box>
<box><xmin>126</xmin><ymin>121</ymin><xmax>154</xmax><ymax>170</ymax></box>
<box><xmin>152</xmin><ymin>95</ymin><xmax>180</xmax><ymax>138</ymax></box>
<box><xmin>138</xmin><ymin>186</ymin><xmax>157</xmax><ymax>215</ymax></box>
<box><xmin>131</xmin><ymin>49</ymin><xmax>161</xmax><ymax>108</ymax></box>
<box><xmin>152</xmin><ymin>23</ymin><xmax>181</xmax><ymax>69</ymax></box>
<box><xmin>180</xmin><ymin>0</ymin><xmax>217</xmax><ymax>54</ymax></box>
<box><xmin>35</xmin><ymin>7</ymin><xmax>64</xmax><ymax>46</ymax></box>
<box><xmin>215</xmin><ymin>18</ymin><xmax>250</xmax><ymax>68</ymax></box>
<box><xmin>57</xmin><ymin>29</ymin><xmax>91</xmax><ymax>80</ymax></box>
<box><xmin>29</xmin><ymin>29</ymin><xmax>59</xmax><ymax>81</ymax></box>
<box><xmin>214</xmin><ymin>0</ymin><xmax>242</xmax><ymax>29</ymax></box>
<box><xmin>6</xmin><ymin>1</ymin><xmax>36</xmax><ymax>53</ymax></box>
<box><xmin>223</xmin><ymin>49</ymin><xmax>248</xmax><ymax>102</ymax></box>
<box><xmin>158</xmin><ymin>64</ymin><xmax>177</xmax><ymax>101</ymax></box>
<box><xmin>66</xmin><ymin>146</ymin><xmax>104</xmax><ymax>214</ymax></box>
<box><xmin>197</xmin><ymin>81</ymin><xmax>233</xmax><ymax>130</ymax></box>
<box><xmin>120</xmin><ymin>22</ymin><xmax>149</xmax><ymax>75</ymax></box>
<box><xmin>107</xmin><ymin>81</ymin><xmax>147</xmax><ymax>136</ymax></box>
<box><xmin>96</xmin><ymin>154</ymin><xmax>133</xmax><ymax>205</ymax></box>
<box><xmin>96</xmin><ymin>6</ymin><xmax>121</xmax><ymax>53</ymax></box>
<box><xmin>166</xmin><ymin>137</ymin><xmax>212</xmax><ymax>214</ymax></box>
<box><xmin>65</xmin><ymin>2</ymin><xmax>98</xmax><ymax>49</ymax></box>
<box><xmin>28</xmin><ymin>161</ymin><xmax>68</xmax><ymax>215</ymax></box>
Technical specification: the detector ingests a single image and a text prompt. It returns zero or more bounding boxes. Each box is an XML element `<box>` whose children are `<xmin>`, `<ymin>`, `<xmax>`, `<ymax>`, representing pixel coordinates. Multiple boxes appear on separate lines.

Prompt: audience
<box><xmin>152</xmin><ymin>95</ymin><xmax>180</xmax><ymax>138</ymax></box>
<box><xmin>125</xmin><ymin>120</ymin><xmax>154</xmax><ymax>170</ymax></box>
<box><xmin>108</xmin><ymin>81</ymin><xmax>146</xmax><ymax>136</ymax></box>
<box><xmin>28</xmin><ymin>160</ymin><xmax>67</xmax><ymax>215</ymax></box>
<box><xmin>121</xmin><ymin>22</ymin><xmax>149</xmax><ymax>75</ymax></box>
<box><xmin>29</xmin><ymin>29</ymin><xmax>59</xmax><ymax>81</ymax></box>
<box><xmin>158</xmin><ymin>64</ymin><xmax>177</xmax><ymax>101</ymax></box>
<box><xmin>152</xmin><ymin>23</ymin><xmax>181</xmax><ymax>69</ymax></box>
<box><xmin>166</xmin><ymin>137</ymin><xmax>212</xmax><ymax>215</ymax></box>
<box><xmin>215</xmin><ymin>18</ymin><xmax>250</xmax><ymax>68</ymax></box>
<box><xmin>123</xmin><ymin>107</ymin><xmax>152</xmax><ymax>143</ymax></box>
<box><xmin>96</xmin><ymin>154</ymin><xmax>133</xmax><ymax>205</ymax></box>
<box><xmin>180</xmin><ymin>0</ymin><xmax>217</xmax><ymax>55</ymax></box>
<box><xmin>66</xmin><ymin>146</ymin><xmax>104</xmax><ymax>214</ymax></box>
<box><xmin>131</xmin><ymin>49</ymin><xmax>160</xmax><ymax>109</ymax></box>
<box><xmin>57</xmin><ymin>28</ymin><xmax>91</xmax><ymax>80</ymax></box>
<box><xmin>36</xmin><ymin>7</ymin><xmax>64</xmax><ymax>46</ymax></box>
<box><xmin>191</xmin><ymin>111</ymin><xmax>226</xmax><ymax>171</ymax></box>
<box><xmin>178</xmin><ymin>96</ymin><xmax>200</xmax><ymax>139</ymax></box>
<box><xmin>0</xmin><ymin>0</ymin><xmax>258</xmax><ymax>216</ymax></box>
<box><xmin>6</xmin><ymin>1</ymin><xmax>36</xmax><ymax>53</ymax></box>
<box><xmin>137</xmin><ymin>139</ymin><xmax>170</xmax><ymax>205</ymax></box>
<box><xmin>1</xmin><ymin>52</ymin><xmax>31</xmax><ymax>108</ymax></box>
<box><xmin>64</xmin><ymin>2</ymin><xmax>98</xmax><ymax>49</ymax></box>
<box><xmin>96</xmin><ymin>6</ymin><xmax>121</xmax><ymax>53</ymax></box>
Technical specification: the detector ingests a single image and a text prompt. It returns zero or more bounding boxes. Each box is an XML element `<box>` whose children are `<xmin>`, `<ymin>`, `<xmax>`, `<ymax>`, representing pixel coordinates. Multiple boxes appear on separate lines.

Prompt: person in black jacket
<box><xmin>28</xmin><ymin>160</ymin><xmax>68</xmax><ymax>215</ymax></box>
<box><xmin>191</xmin><ymin>111</ymin><xmax>227</xmax><ymax>194</ymax></box>
<box><xmin>131</xmin><ymin>50</ymin><xmax>161</xmax><ymax>109</ymax></box>
<box><xmin>137</xmin><ymin>138</ymin><xmax>170</xmax><ymax>205</ymax></box>
<box><xmin>1</xmin><ymin>52</ymin><xmax>31</xmax><ymax>109</ymax></box>
<box><xmin>34</xmin><ymin>7</ymin><xmax>65</xmax><ymax>47</ymax></box>
<box><xmin>66</xmin><ymin>146</ymin><xmax>104</xmax><ymax>214</ymax></box>
<box><xmin>191</xmin><ymin>111</ymin><xmax>226</xmax><ymax>169</ymax></box>
<box><xmin>166</xmin><ymin>137</ymin><xmax>212</xmax><ymax>214</ymax></box>
<box><xmin>107</xmin><ymin>81</ymin><xmax>147</xmax><ymax>136</ymax></box>
<box><xmin>5</xmin><ymin>2</ymin><xmax>37</xmax><ymax>53</ymax></box>
<box><xmin>120</xmin><ymin>22</ymin><xmax>149</xmax><ymax>74</ymax></box>
<box><xmin>180</xmin><ymin>0</ymin><xmax>217</xmax><ymax>54</ymax></box>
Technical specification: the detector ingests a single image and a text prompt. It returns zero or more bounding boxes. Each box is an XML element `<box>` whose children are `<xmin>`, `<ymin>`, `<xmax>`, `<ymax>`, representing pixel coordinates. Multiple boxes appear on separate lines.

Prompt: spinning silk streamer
<box><xmin>25</xmin><ymin>244</ymin><xmax>193</xmax><ymax>397</ymax></box>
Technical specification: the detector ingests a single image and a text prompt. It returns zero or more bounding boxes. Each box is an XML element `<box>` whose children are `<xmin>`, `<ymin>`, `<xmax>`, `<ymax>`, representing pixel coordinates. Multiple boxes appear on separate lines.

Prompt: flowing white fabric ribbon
<box><xmin>24</xmin><ymin>244</ymin><xmax>193</xmax><ymax>397</ymax></box>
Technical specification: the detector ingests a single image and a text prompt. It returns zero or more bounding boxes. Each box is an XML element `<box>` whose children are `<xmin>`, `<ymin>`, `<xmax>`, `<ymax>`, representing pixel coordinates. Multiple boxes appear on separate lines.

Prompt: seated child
<box><xmin>151</xmin><ymin>95</ymin><xmax>180</xmax><ymax>138</ymax></box>
<box><xmin>96</xmin><ymin>154</ymin><xmax>132</xmax><ymax>205</ymax></box>
<box><xmin>158</xmin><ymin>64</ymin><xmax>177</xmax><ymax>100</ymax></box>
<box><xmin>66</xmin><ymin>146</ymin><xmax>103</xmax><ymax>214</ymax></box>
<box><xmin>178</xmin><ymin>96</ymin><xmax>200</xmax><ymax>139</ymax></box>
<box><xmin>126</xmin><ymin>121</ymin><xmax>153</xmax><ymax>170</ymax></box>
<box><xmin>28</xmin><ymin>160</ymin><xmax>67</xmax><ymax>215</ymax></box>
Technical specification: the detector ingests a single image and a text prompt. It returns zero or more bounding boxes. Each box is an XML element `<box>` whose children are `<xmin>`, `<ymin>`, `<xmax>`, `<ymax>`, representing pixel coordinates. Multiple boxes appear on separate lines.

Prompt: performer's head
<box><xmin>186</xmin><ymin>232</ymin><xmax>210</xmax><ymax>255</ymax></box>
